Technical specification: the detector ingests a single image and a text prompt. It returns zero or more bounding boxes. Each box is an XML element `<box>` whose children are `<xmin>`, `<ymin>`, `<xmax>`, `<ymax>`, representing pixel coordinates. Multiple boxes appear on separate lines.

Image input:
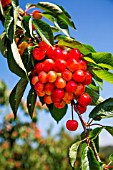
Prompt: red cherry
<box><xmin>54</xmin><ymin>101</ymin><xmax>66</xmax><ymax>109</ymax></box>
<box><xmin>83</xmin><ymin>71</ymin><xmax>92</xmax><ymax>85</ymax></box>
<box><xmin>74</xmin><ymin>104</ymin><xmax>87</xmax><ymax>114</ymax></box>
<box><xmin>53</xmin><ymin>47</ymin><xmax>64</xmax><ymax>60</ymax></box>
<box><xmin>1</xmin><ymin>0</ymin><xmax>10</xmax><ymax>7</ymax></box>
<box><xmin>62</xmin><ymin>69</ymin><xmax>73</xmax><ymax>81</ymax></box>
<box><xmin>68</xmin><ymin>48</ymin><xmax>80</xmax><ymax>60</ymax></box>
<box><xmin>66</xmin><ymin>120</ymin><xmax>78</xmax><ymax>131</ymax></box>
<box><xmin>31</xmin><ymin>76</ymin><xmax>39</xmax><ymax>85</ymax></box>
<box><xmin>51</xmin><ymin>89</ymin><xmax>65</xmax><ymax>103</ymax></box>
<box><xmin>55</xmin><ymin>77</ymin><xmax>66</xmax><ymax>89</ymax></box>
<box><xmin>78</xmin><ymin>93</ymin><xmax>92</xmax><ymax>106</ymax></box>
<box><xmin>73</xmin><ymin>70</ymin><xmax>85</xmax><ymax>83</ymax></box>
<box><xmin>32</xmin><ymin>48</ymin><xmax>45</xmax><ymax>60</ymax></box>
<box><xmin>34</xmin><ymin>82</ymin><xmax>44</xmax><ymax>92</ymax></box>
<box><xmin>38</xmin><ymin>41</ymin><xmax>50</xmax><ymax>51</ymax></box>
<box><xmin>67</xmin><ymin>58</ymin><xmax>78</xmax><ymax>72</ymax></box>
<box><xmin>53</xmin><ymin>59</ymin><xmax>67</xmax><ymax>73</ymax></box>
<box><xmin>38</xmin><ymin>71</ymin><xmax>47</xmax><ymax>83</ymax></box>
<box><xmin>35</xmin><ymin>63</ymin><xmax>43</xmax><ymax>74</ymax></box>
<box><xmin>77</xmin><ymin>59</ymin><xmax>87</xmax><ymax>71</ymax></box>
<box><xmin>65</xmin><ymin>80</ymin><xmax>77</xmax><ymax>93</ymax></box>
<box><xmin>43</xmin><ymin>59</ymin><xmax>54</xmax><ymax>72</ymax></box>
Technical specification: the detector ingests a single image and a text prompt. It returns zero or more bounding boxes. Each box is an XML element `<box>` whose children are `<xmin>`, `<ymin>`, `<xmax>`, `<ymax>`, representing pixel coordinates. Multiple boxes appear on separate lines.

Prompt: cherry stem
<box><xmin>106</xmin><ymin>166</ymin><xmax>113</xmax><ymax>169</ymax></box>
<box><xmin>72</xmin><ymin>100</ymin><xmax>101</xmax><ymax>162</ymax></box>
<box><xmin>71</xmin><ymin>103</ymin><xmax>74</xmax><ymax>120</ymax></box>
<box><xmin>89</xmin><ymin>123</ymin><xmax>103</xmax><ymax>127</ymax></box>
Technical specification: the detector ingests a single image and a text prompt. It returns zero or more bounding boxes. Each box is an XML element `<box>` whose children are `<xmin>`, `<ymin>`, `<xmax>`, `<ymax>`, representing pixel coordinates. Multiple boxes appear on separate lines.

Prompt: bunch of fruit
<box><xmin>30</xmin><ymin>40</ymin><xmax>92</xmax><ymax>131</ymax></box>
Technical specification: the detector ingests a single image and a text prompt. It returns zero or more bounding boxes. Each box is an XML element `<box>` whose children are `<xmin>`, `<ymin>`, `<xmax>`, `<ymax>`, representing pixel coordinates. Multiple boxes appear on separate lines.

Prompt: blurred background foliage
<box><xmin>0</xmin><ymin>80</ymin><xmax>113</xmax><ymax>170</ymax></box>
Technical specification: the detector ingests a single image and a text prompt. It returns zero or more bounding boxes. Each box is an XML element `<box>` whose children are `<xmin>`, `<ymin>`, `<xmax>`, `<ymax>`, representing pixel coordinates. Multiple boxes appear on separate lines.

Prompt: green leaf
<box><xmin>105</xmin><ymin>126</ymin><xmax>113</xmax><ymax>136</ymax></box>
<box><xmin>89</xmin><ymin>98</ymin><xmax>113</xmax><ymax>120</ymax></box>
<box><xmin>0</xmin><ymin>32</ymin><xmax>7</xmax><ymax>57</ymax></box>
<box><xmin>69</xmin><ymin>141</ymin><xmax>81</xmax><ymax>167</ymax></box>
<box><xmin>13</xmin><ymin>6</ymin><xmax>19</xmax><ymax>35</ymax></box>
<box><xmin>92</xmin><ymin>69</ymin><xmax>113</xmax><ymax>84</ymax></box>
<box><xmin>33</xmin><ymin>19</ymin><xmax>54</xmax><ymax>46</ymax></box>
<box><xmin>11</xmin><ymin>0</ymin><xmax>19</xmax><ymax>8</ymax></box>
<box><xmin>7</xmin><ymin>41</ymin><xmax>27</xmax><ymax>78</ymax></box>
<box><xmin>87</xmin><ymin>52</ymin><xmax>113</xmax><ymax>68</ymax></box>
<box><xmin>4</xmin><ymin>12</ymin><xmax>14</xmax><ymax>42</ymax></box>
<box><xmin>27</xmin><ymin>87</ymin><xmax>37</xmax><ymax>118</ymax></box>
<box><xmin>93</xmin><ymin>136</ymin><xmax>99</xmax><ymax>153</ymax></box>
<box><xmin>109</xmin><ymin>154</ymin><xmax>113</xmax><ymax>161</ymax></box>
<box><xmin>89</xmin><ymin>127</ymin><xmax>103</xmax><ymax>140</ymax></box>
<box><xmin>54</xmin><ymin>18</ymin><xmax>69</xmax><ymax>37</ymax></box>
<box><xmin>11</xmin><ymin>39</ymin><xmax>27</xmax><ymax>74</ymax></box>
<box><xmin>85</xmin><ymin>86</ymin><xmax>99</xmax><ymax>105</ymax></box>
<box><xmin>47</xmin><ymin>104</ymin><xmax>68</xmax><ymax>123</ymax></box>
<box><xmin>9</xmin><ymin>78</ymin><xmax>28</xmax><ymax>118</ymax></box>
<box><xmin>37</xmin><ymin>2</ymin><xmax>76</xmax><ymax>29</ymax></box>
<box><xmin>81</xmin><ymin>143</ymin><xmax>100</xmax><ymax>170</ymax></box>
<box><xmin>56</xmin><ymin>35</ymin><xmax>95</xmax><ymax>55</ymax></box>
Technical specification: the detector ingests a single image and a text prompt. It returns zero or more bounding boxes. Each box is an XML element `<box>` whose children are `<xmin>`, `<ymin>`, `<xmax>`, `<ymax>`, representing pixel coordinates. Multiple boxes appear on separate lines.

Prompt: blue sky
<box><xmin>0</xmin><ymin>0</ymin><xmax>113</xmax><ymax>146</ymax></box>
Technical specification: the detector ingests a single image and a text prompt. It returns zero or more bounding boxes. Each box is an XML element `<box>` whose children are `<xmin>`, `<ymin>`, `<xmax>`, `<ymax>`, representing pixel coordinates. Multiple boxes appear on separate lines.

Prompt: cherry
<box><xmin>51</xmin><ymin>89</ymin><xmax>65</xmax><ymax>103</ymax></box>
<box><xmin>32</xmin><ymin>10</ymin><xmax>42</xmax><ymax>20</ymax></box>
<box><xmin>74</xmin><ymin>103</ymin><xmax>87</xmax><ymax>114</ymax></box>
<box><xmin>74</xmin><ymin>83</ymin><xmax>85</xmax><ymax>97</ymax></box>
<box><xmin>78</xmin><ymin>93</ymin><xmax>92</xmax><ymax>106</ymax></box>
<box><xmin>66</xmin><ymin>120</ymin><xmax>78</xmax><ymax>131</ymax></box>
<box><xmin>53</xmin><ymin>59</ymin><xmax>67</xmax><ymax>73</ymax></box>
<box><xmin>67</xmin><ymin>58</ymin><xmax>78</xmax><ymax>72</ymax></box>
<box><xmin>43</xmin><ymin>59</ymin><xmax>54</xmax><ymax>72</ymax></box>
<box><xmin>83</xmin><ymin>71</ymin><xmax>92</xmax><ymax>85</ymax></box>
<box><xmin>38</xmin><ymin>41</ymin><xmax>50</xmax><ymax>51</ymax></box>
<box><xmin>32</xmin><ymin>48</ymin><xmax>45</xmax><ymax>60</ymax></box>
<box><xmin>55</xmin><ymin>77</ymin><xmax>66</xmax><ymax>89</ymax></box>
<box><xmin>31</xmin><ymin>76</ymin><xmax>39</xmax><ymax>85</ymax></box>
<box><xmin>77</xmin><ymin>59</ymin><xmax>87</xmax><ymax>71</ymax></box>
<box><xmin>62</xmin><ymin>69</ymin><xmax>72</xmax><ymax>81</ymax></box>
<box><xmin>73</xmin><ymin>70</ymin><xmax>85</xmax><ymax>83</ymax></box>
<box><xmin>68</xmin><ymin>48</ymin><xmax>80</xmax><ymax>60</ymax></box>
<box><xmin>35</xmin><ymin>63</ymin><xmax>43</xmax><ymax>74</ymax></box>
<box><xmin>65</xmin><ymin>80</ymin><xmax>77</xmax><ymax>93</ymax></box>
<box><xmin>1</xmin><ymin>0</ymin><xmax>10</xmax><ymax>7</ymax></box>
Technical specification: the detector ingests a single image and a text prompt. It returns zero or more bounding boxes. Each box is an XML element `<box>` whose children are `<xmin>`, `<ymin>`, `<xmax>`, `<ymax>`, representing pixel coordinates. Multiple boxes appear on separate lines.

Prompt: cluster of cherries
<box><xmin>31</xmin><ymin>41</ymin><xmax>92</xmax><ymax>131</ymax></box>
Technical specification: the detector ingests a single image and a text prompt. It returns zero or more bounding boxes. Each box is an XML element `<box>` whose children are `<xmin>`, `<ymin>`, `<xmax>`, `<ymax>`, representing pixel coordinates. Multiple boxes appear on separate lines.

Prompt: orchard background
<box><xmin>0</xmin><ymin>0</ymin><xmax>113</xmax><ymax>169</ymax></box>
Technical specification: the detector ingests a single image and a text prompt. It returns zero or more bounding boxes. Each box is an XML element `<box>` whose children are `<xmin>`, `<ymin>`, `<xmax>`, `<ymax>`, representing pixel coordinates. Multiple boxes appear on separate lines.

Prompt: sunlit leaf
<box><xmin>69</xmin><ymin>141</ymin><xmax>81</xmax><ymax>167</ymax></box>
<box><xmin>109</xmin><ymin>154</ymin><xmax>113</xmax><ymax>161</ymax></box>
<box><xmin>81</xmin><ymin>143</ymin><xmax>100</xmax><ymax>170</ymax></box>
<box><xmin>92</xmin><ymin>69</ymin><xmax>113</xmax><ymax>84</ymax></box>
<box><xmin>85</xmin><ymin>86</ymin><xmax>99</xmax><ymax>105</ymax></box>
<box><xmin>89</xmin><ymin>98</ymin><xmax>113</xmax><ymax>120</ymax></box>
<box><xmin>56</xmin><ymin>35</ymin><xmax>95</xmax><ymax>55</ymax></box>
<box><xmin>33</xmin><ymin>19</ymin><xmax>54</xmax><ymax>46</ymax></box>
<box><xmin>9</xmin><ymin>78</ymin><xmax>28</xmax><ymax>118</ymax></box>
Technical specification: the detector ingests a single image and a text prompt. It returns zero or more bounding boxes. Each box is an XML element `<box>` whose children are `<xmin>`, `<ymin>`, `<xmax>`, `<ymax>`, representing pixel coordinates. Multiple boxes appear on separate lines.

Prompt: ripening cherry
<box><xmin>55</xmin><ymin>77</ymin><xmax>66</xmax><ymax>89</ymax></box>
<box><xmin>34</xmin><ymin>82</ymin><xmax>44</xmax><ymax>92</ymax></box>
<box><xmin>68</xmin><ymin>48</ymin><xmax>80</xmax><ymax>60</ymax></box>
<box><xmin>44</xmin><ymin>95</ymin><xmax>52</xmax><ymax>104</ymax></box>
<box><xmin>74</xmin><ymin>83</ymin><xmax>85</xmax><ymax>97</ymax></box>
<box><xmin>38</xmin><ymin>71</ymin><xmax>48</xmax><ymax>83</ymax></box>
<box><xmin>31</xmin><ymin>76</ymin><xmax>39</xmax><ymax>85</ymax></box>
<box><xmin>73</xmin><ymin>70</ymin><xmax>85</xmax><ymax>83</ymax></box>
<box><xmin>32</xmin><ymin>48</ymin><xmax>45</xmax><ymax>60</ymax></box>
<box><xmin>62</xmin><ymin>69</ymin><xmax>73</xmax><ymax>81</ymax></box>
<box><xmin>74</xmin><ymin>103</ymin><xmax>87</xmax><ymax>114</ymax></box>
<box><xmin>83</xmin><ymin>71</ymin><xmax>92</xmax><ymax>85</ymax></box>
<box><xmin>44</xmin><ymin>82</ymin><xmax>55</xmax><ymax>95</ymax></box>
<box><xmin>78</xmin><ymin>93</ymin><xmax>92</xmax><ymax>106</ymax></box>
<box><xmin>36</xmin><ymin>90</ymin><xmax>45</xmax><ymax>97</ymax></box>
<box><xmin>53</xmin><ymin>47</ymin><xmax>64</xmax><ymax>60</ymax></box>
<box><xmin>66</xmin><ymin>120</ymin><xmax>78</xmax><ymax>131</ymax></box>
<box><xmin>43</xmin><ymin>59</ymin><xmax>54</xmax><ymax>72</ymax></box>
<box><xmin>47</xmin><ymin>71</ymin><xmax>57</xmax><ymax>83</ymax></box>
<box><xmin>63</xmin><ymin>92</ymin><xmax>74</xmax><ymax>104</ymax></box>
<box><xmin>65</xmin><ymin>80</ymin><xmax>77</xmax><ymax>93</ymax></box>
<box><xmin>32</xmin><ymin>10</ymin><xmax>42</xmax><ymax>20</ymax></box>
<box><xmin>54</xmin><ymin>100</ymin><xmax>66</xmax><ymax>109</ymax></box>
<box><xmin>46</xmin><ymin>46</ymin><xmax>55</xmax><ymax>59</ymax></box>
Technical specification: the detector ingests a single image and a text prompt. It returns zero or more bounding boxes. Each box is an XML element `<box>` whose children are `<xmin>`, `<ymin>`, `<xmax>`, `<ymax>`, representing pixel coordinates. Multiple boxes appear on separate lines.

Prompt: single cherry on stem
<box><xmin>66</xmin><ymin>103</ymin><xmax>78</xmax><ymax>131</ymax></box>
